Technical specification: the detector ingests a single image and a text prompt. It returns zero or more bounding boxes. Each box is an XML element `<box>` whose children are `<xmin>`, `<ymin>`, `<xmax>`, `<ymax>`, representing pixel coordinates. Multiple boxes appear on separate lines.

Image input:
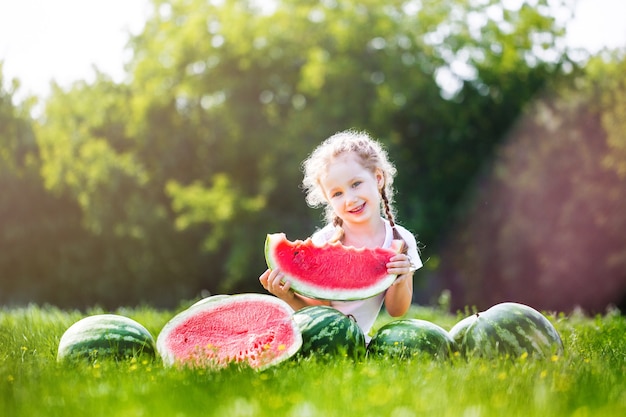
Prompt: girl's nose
<box><xmin>346</xmin><ymin>191</ymin><xmax>358</xmax><ymax>203</ymax></box>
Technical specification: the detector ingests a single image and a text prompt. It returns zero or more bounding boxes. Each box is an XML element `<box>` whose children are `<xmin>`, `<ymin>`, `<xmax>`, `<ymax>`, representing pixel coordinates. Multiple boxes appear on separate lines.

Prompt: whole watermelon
<box><xmin>292</xmin><ymin>305</ymin><xmax>366</xmax><ymax>359</ymax></box>
<box><xmin>449</xmin><ymin>302</ymin><xmax>564</xmax><ymax>359</ymax></box>
<box><xmin>57</xmin><ymin>314</ymin><xmax>156</xmax><ymax>362</ymax></box>
<box><xmin>367</xmin><ymin>319</ymin><xmax>457</xmax><ymax>360</ymax></box>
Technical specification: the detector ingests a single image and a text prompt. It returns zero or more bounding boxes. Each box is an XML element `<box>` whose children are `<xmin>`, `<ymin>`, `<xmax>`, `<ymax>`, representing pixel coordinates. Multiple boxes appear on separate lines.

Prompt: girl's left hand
<box><xmin>386</xmin><ymin>254</ymin><xmax>415</xmax><ymax>278</ymax></box>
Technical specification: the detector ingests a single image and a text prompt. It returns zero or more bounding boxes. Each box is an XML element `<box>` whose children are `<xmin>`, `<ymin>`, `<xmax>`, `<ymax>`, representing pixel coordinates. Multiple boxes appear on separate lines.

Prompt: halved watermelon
<box><xmin>156</xmin><ymin>293</ymin><xmax>302</xmax><ymax>370</ymax></box>
<box><xmin>265</xmin><ymin>233</ymin><xmax>403</xmax><ymax>301</ymax></box>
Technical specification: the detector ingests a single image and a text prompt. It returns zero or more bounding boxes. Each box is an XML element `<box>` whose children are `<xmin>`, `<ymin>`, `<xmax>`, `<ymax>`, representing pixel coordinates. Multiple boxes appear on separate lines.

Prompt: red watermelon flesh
<box><xmin>265</xmin><ymin>233</ymin><xmax>404</xmax><ymax>301</ymax></box>
<box><xmin>156</xmin><ymin>294</ymin><xmax>302</xmax><ymax>370</ymax></box>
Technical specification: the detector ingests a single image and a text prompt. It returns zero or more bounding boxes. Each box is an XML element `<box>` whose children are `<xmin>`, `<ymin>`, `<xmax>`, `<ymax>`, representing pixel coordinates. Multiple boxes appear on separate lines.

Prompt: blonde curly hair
<box><xmin>301</xmin><ymin>129</ymin><xmax>398</xmax><ymax>227</ymax></box>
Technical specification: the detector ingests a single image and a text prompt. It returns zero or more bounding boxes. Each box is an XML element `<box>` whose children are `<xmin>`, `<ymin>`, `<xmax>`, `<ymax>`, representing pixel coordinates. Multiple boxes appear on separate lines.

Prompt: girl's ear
<box><xmin>375</xmin><ymin>169</ymin><xmax>384</xmax><ymax>189</ymax></box>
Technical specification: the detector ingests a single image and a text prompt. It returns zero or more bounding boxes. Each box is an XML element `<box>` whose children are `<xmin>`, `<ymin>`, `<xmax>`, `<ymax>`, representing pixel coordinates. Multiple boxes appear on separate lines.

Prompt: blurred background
<box><xmin>1</xmin><ymin>0</ymin><xmax>625</xmax><ymax>313</ymax></box>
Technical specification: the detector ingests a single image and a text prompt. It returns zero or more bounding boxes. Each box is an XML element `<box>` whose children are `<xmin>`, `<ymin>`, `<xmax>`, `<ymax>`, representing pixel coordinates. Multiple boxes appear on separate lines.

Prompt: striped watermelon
<box><xmin>367</xmin><ymin>319</ymin><xmax>457</xmax><ymax>359</ymax></box>
<box><xmin>449</xmin><ymin>302</ymin><xmax>564</xmax><ymax>359</ymax></box>
<box><xmin>157</xmin><ymin>293</ymin><xmax>302</xmax><ymax>370</ymax></box>
<box><xmin>57</xmin><ymin>314</ymin><xmax>156</xmax><ymax>362</ymax></box>
<box><xmin>265</xmin><ymin>233</ymin><xmax>404</xmax><ymax>300</ymax></box>
<box><xmin>292</xmin><ymin>305</ymin><xmax>366</xmax><ymax>359</ymax></box>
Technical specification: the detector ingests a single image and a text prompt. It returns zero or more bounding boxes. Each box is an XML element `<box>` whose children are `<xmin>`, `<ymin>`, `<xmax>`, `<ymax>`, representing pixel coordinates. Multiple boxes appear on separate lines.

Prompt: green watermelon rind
<box><xmin>57</xmin><ymin>314</ymin><xmax>156</xmax><ymax>362</ymax></box>
<box><xmin>450</xmin><ymin>302</ymin><xmax>564</xmax><ymax>359</ymax></box>
<box><xmin>264</xmin><ymin>233</ymin><xmax>403</xmax><ymax>301</ymax></box>
<box><xmin>292</xmin><ymin>305</ymin><xmax>366</xmax><ymax>359</ymax></box>
<box><xmin>156</xmin><ymin>293</ymin><xmax>303</xmax><ymax>371</ymax></box>
<box><xmin>367</xmin><ymin>318</ymin><xmax>457</xmax><ymax>359</ymax></box>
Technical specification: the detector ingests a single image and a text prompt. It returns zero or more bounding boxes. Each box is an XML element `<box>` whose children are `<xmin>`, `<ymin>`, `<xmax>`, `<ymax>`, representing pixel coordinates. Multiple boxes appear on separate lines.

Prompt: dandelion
<box><xmin>551</xmin><ymin>355</ymin><xmax>559</xmax><ymax>362</ymax></box>
<box><xmin>540</xmin><ymin>370</ymin><xmax>548</xmax><ymax>379</ymax></box>
<box><xmin>519</xmin><ymin>351</ymin><xmax>529</xmax><ymax>361</ymax></box>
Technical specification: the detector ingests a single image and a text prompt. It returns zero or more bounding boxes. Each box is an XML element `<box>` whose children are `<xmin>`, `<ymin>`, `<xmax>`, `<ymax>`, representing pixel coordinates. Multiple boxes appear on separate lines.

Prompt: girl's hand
<box><xmin>386</xmin><ymin>254</ymin><xmax>415</xmax><ymax>278</ymax></box>
<box><xmin>260</xmin><ymin>269</ymin><xmax>330</xmax><ymax>311</ymax></box>
<box><xmin>259</xmin><ymin>268</ymin><xmax>294</xmax><ymax>301</ymax></box>
<box><xmin>385</xmin><ymin>254</ymin><xmax>414</xmax><ymax>316</ymax></box>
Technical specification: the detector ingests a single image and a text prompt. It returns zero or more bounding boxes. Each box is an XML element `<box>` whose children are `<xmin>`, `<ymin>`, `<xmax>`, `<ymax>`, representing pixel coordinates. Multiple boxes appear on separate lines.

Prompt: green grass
<box><xmin>1</xmin><ymin>303</ymin><xmax>625</xmax><ymax>417</ymax></box>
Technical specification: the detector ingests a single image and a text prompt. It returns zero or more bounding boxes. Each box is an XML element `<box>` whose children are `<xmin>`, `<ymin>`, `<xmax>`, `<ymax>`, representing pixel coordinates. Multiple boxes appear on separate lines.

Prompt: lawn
<box><xmin>1</xmin><ymin>302</ymin><xmax>625</xmax><ymax>417</ymax></box>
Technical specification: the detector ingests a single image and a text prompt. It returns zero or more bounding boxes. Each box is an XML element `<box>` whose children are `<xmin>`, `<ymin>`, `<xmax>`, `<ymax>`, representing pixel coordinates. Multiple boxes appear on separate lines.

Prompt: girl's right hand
<box><xmin>259</xmin><ymin>268</ymin><xmax>294</xmax><ymax>301</ymax></box>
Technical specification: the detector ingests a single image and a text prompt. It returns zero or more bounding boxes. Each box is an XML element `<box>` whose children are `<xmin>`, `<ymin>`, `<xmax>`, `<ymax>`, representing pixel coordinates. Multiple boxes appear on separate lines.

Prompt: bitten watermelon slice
<box><xmin>265</xmin><ymin>233</ymin><xmax>404</xmax><ymax>301</ymax></box>
<box><xmin>156</xmin><ymin>293</ymin><xmax>302</xmax><ymax>370</ymax></box>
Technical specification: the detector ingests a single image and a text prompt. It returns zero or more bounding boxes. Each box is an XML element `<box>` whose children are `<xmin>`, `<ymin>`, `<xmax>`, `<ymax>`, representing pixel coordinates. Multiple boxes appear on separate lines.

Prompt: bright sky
<box><xmin>1</xmin><ymin>0</ymin><xmax>625</xmax><ymax>103</ymax></box>
<box><xmin>0</xmin><ymin>0</ymin><xmax>150</xmax><ymax>100</ymax></box>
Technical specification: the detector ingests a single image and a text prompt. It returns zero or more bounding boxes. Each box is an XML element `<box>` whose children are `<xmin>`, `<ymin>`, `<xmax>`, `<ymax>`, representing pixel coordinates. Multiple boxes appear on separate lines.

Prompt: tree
<box><xmin>2</xmin><ymin>0</ymin><xmax>578</xmax><ymax>308</ymax></box>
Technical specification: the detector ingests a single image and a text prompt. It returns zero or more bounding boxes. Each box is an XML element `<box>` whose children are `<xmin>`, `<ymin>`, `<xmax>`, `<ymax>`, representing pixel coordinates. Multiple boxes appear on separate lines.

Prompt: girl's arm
<box><xmin>259</xmin><ymin>268</ymin><xmax>330</xmax><ymax>311</ymax></box>
<box><xmin>383</xmin><ymin>254</ymin><xmax>414</xmax><ymax>316</ymax></box>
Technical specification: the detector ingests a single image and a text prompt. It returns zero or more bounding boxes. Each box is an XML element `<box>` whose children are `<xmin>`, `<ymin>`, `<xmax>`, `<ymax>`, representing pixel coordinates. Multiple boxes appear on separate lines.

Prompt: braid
<box><xmin>380</xmin><ymin>188</ymin><xmax>395</xmax><ymax>227</ymax></box>
<box><xmin>328</xmin><ymin>216</ymin><xmax>345</xmax><ymax>243</ymax></box>
<box><xmin>381</xmin><ymin>188</ymin><xmax>408</xmax><ymax>254</ymax></box>
<box><xmin>333</xmin><ymin>216</ymin><xmax>343</xmax><ymax>227</ymax></box>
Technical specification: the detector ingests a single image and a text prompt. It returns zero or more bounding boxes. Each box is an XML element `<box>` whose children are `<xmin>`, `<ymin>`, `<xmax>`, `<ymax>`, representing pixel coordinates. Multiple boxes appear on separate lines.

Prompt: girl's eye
<box><xmin>332</xmin><ymin>191</ymin><xmax>342</xmax><ymax>198</ymax></box>
<box><xmin>352</xmin><ymin>181</ymin><xmax>362</xmax><ymax>188</ymax></box>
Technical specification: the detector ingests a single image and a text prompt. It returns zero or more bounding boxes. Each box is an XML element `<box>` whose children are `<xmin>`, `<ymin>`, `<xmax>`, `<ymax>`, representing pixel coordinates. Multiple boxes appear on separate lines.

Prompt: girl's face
<box><xmin>320</xmin><ymin>152</ymin><xmax>383</xmax><ymax>226</ymax></box>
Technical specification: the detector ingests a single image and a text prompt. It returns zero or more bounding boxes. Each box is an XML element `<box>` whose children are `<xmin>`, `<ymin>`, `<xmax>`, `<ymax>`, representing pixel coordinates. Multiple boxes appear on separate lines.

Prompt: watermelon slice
<box><xmin>264</xmin><ymin>233</ymin><xmax>404</xmax><ymax>301</ymax></box>
<box><xmin>156</xmin><ymin>293</ymin><xmax>302</xmax><ymax>370</ymax></box>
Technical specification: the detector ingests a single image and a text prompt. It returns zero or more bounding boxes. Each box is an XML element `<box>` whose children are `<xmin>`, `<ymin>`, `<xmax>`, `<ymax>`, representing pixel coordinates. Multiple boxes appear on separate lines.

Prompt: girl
<box><xmin>259</xmin><ymin>129</ymin><xmax>422</xmax><ymax>341</ymax></box>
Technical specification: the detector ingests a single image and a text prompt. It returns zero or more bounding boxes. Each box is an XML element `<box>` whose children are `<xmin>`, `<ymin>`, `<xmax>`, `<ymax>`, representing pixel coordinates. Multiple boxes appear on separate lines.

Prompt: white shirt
<box><xmin>311</xmin><ymin>219</ymin><xmax>422</xmax><ymax>342</ymax></box>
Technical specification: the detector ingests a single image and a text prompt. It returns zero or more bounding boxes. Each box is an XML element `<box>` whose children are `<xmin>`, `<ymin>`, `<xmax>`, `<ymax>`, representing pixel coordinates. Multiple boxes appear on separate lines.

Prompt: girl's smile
<box><xmin>348</xmin><ymin>202</ymin><xmax>366</xmax><ymax>214</ymax></box>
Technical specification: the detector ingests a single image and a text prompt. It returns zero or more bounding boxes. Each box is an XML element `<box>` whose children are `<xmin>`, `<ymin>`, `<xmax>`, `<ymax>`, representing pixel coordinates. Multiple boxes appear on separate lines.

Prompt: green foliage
<box><xmin>2</xmin><ymin>0</ymin><xmax>623</xmax><ymax>310</ymax></box>
<box><xmin>1</xmin><ymin>305</ymin><xmax>625</xmax><ymax>416</ymax></box>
